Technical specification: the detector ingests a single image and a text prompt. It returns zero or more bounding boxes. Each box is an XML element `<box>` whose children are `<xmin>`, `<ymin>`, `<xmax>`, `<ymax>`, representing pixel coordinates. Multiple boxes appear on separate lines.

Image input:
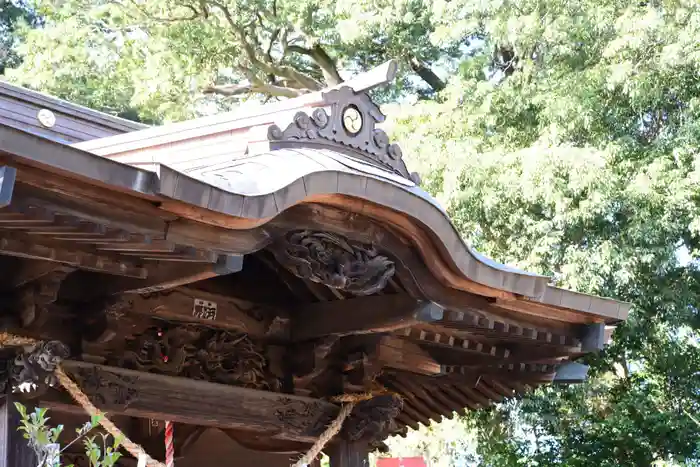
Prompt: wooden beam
<box><xmin>474</xmin><ymin>380</ymin><xmax>504</xmax><ymax>402</ymax></box>
<box><xmin>9</xmin><ymin>259</ymin><xmax>68</xmax><ymax>289</ymax></box>
<box><xmin>44</xmin><ymin>361</ymin><xmax>339</xmax><ymax>443</ymax></box>
<box><xmin>495</xmin><ymin>298</ymin><xmax>601</xmax><ymax>325</ymax></box>
<box><xmin>60</xmin><ymin>254</ymin><xmax>243</xmax><ymax>300</ymax></box>
<box><xmin>0</xmin><ymin>394</ymin><xmax>36</xmax><ymax>467</ymax></box>
<box><xmin>553</xmin><ymin>362</ymin><xmax>589</xmax><ymax>383</ymax></box>
<box><xmin>396</xmin><ymin>325</ymin><xmax>510</xmax><ymax>359</ymax></box>
<box><xmin>119</xmin><ymin>287</ymin><xmax>267</xmax><ymax>335</ymax></box>
<box><xmin>394</xmin><ymin>377</ymin><xmax>455</xmax><ymax>418</ymax></box>
<box><xmin>0</xmin><ymin>232</ymin><xmax>145</xmax><ymax>278</ymax></box>
<box><xmin>439</xmin><ymin>309</ymin><xmax>580</xmax><ymax>348</ymax></box>
<box><xmin>292</xmin><ymin>294</ymin><xmax>443</xmax><ymax>342</ymax></box>
<box><xmin>423</xmin><ymin>384</ymin><xmax>467</xmax><ymax>416</ymax></box>
<box><xmin>451</xmin><ymin>384</ymin><xmax>491</xmax><ymax>407</ymax></box>
<box><xmin>386</xmin><ymin>379</ymin><xmax>438</xmax><ymax>422</ymax></box>
<box><xmin>439</xmin><ymin>384</ymin><xmax>482</xmax><ymax>410</ymax></box>
<box><xmin>441</xmin><ymin>363</ymin><xmax>559</xmax><ymax>384</ymax></box>
<box><xmin>377</xmin><ymin>336</ymin><xmax>442</xmax><ymax>376</ymax></box>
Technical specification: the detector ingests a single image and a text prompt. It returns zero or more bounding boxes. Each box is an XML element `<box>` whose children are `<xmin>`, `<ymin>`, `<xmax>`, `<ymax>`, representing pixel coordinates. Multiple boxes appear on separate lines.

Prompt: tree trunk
<box><xmin>409</xmin><ymin>58</ymin><xmax>446</xmax><ymax>92</ymax></box>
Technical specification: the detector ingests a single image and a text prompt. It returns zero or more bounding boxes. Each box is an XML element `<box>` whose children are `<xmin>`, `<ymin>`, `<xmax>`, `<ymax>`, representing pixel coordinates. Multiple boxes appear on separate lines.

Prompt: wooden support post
<box><xmin>0</xmin><ymin>393</ymin><xmax>36</xmax><ymax>467</ymax></box>
<box><xmin>327</xmin><ymin>440</ymin><xmax>369</xmax><ymax>467</ymax></box>
<box><xmin>580</xmin><ymin>323</ymin><xmax>605</xmax><ymax>352</ymax></box>
<box><xmin>0</xmin><ymin>166</ymin><xmax>16</xmax><ymax>208</ymax></box>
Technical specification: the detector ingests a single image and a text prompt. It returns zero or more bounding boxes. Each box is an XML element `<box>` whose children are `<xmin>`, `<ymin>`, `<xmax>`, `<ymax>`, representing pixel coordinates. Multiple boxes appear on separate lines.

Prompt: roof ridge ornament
<box><xmin>267</xmin><ymin>86</ymin><xmax>421</xmax><ymax>185</ymax></box>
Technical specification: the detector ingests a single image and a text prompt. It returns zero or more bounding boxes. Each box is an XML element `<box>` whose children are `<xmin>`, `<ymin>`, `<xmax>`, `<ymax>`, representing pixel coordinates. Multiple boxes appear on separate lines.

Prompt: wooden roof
<box><xmin>0</xmin><ymin>63</ymin><xmax>630</xmax><ymax>440</ymax></box>
<box><xmin>0</xmin><ymin>80</ymin><xmax>145</xmax><ymax>143</ymax></box>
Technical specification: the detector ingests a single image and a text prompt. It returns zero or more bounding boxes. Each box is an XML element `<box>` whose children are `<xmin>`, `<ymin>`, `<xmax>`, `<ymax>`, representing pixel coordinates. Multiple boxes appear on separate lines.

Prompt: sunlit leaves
<box><xmin>387</xmin><ymin>0</ymin><xmax>700</xmax><ymax>464</ymax></box>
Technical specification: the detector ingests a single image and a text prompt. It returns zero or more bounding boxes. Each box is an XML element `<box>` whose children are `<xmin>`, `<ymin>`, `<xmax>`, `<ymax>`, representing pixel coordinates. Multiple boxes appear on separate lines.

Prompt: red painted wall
<box><xmin>376</xmin><ymin>457</ymin><xmax>427</xmax><ymax>467</ymax></box>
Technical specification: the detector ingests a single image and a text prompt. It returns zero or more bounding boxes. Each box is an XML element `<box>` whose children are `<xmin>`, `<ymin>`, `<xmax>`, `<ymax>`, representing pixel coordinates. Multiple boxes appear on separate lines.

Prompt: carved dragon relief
<box><xmin>267</xmin><ymin>86</ymin><xmax>421</xmax><ymax>185</ymax></box>
<box><xmin>268</xmin><ymin>230</ymin><xmax>395</xmax><ymax>296</ymax></box>
<box><xmin>110</xmin><ymin>323</ymin><xmax>279</xmax><ymax>391</ymax></box>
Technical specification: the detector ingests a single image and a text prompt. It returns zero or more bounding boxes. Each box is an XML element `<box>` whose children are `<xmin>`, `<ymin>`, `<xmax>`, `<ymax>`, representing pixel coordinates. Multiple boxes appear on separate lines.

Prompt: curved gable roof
<box><xmin>66</xmin><ymin>82</ymin><xmax>629</xmax><ymax>323</ymax></box>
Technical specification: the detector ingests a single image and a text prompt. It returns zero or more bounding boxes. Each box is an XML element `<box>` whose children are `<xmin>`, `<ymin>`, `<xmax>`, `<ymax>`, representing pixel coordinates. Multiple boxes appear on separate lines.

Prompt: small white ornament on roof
<box><xmin>37</xmin><ymin>108</ymin><xmax>56</xmax><ymax>128</ymax></box>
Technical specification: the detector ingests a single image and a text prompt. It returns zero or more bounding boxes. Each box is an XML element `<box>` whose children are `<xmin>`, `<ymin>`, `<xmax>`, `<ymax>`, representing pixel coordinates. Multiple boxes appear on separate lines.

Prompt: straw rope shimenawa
<box><xmin>0</xmin><ymin>332</ymin><xmax>376</xmax><ymax>467</ymax></box>
<box><xmin>0</xmin><ymin>332</ymin><xmax>166</xmax><ymax>467</ymax></box>
<box><xmin>292</xmin><ymin>391</ymin><xmax>396</xmax><ymax>467</ymax></box>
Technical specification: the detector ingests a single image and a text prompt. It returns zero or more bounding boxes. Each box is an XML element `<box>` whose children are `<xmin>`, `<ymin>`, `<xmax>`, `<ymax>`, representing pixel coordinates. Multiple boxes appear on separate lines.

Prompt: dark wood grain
<box><xmin>116</xmin><ymin>287</ymin><xmax>267</xmax><ymax>335</ymax></box>
<box><xmin>60</xmin><ymin>255</ymin><xmax>242</xmax><ymax>300</ymax></box>
<box><xmin>46</xmin><ymin>361</ymin><xmax>339</xmax><ymax>443</ymax></box>
<box><xmin>328</xmin><ymin>440</ymin><xmax>370</xmax><ymax>467</ymax></box>
<box><xmin>292</xmin><ymin>294</ymin><xmax>442</xmax><ymax>342</ymax></box>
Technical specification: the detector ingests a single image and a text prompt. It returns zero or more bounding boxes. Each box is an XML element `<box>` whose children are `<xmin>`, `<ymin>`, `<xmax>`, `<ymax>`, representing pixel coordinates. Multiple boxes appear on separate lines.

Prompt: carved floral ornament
<box><xmin>267</xmin><ymin>86</ymin><xmax>421</xmax><ymax>185</ymax></box>
<box><xmin>268</xmin><ymin>230</ymin><xmax>395</xmax><ymax>296</ymax></box>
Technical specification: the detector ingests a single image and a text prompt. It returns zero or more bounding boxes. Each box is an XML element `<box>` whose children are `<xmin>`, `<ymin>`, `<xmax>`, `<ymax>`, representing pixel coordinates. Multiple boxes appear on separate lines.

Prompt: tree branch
<box><xmin>207</xmin><ymin>1</ymin><xmax>322</xmax><ymax>91</ymax></box>
<box><xmin>286</xmin><ymin>44</ymin><xmax>343</xmax><ymax>86</ymax></box>
<box><xmin>409</xmin><ymin>57</ymin><xmax>445</xmax><ymax>92</ymax></box>
<box><xmin>124</xmin><ymin>0</ymin><xmax>200</xmax><ymax>22</ymax></box>
<box><xmin>203</xmin><ymin>82</ymin><xmax>307</xmax><ymax>98</ymax></box>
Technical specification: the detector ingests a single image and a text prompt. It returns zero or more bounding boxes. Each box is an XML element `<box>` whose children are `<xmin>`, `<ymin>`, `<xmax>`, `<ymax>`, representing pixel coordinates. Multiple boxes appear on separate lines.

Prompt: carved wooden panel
<box><xmin>107</xmin><ymin>322</ymin><xmax>279</xmax><ymax>391</ymax></box>
<box><xmin>268</xmin><ymin>230</ymin><xmax>395</xmax><ymax>296</ymax></box>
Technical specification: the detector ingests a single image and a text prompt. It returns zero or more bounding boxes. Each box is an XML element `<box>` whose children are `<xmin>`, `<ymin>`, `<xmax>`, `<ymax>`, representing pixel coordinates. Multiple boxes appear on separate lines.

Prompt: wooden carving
<box><xmin>15</xmin><ymin>266</ymin><xmax>74</xmax><ymax>328</ymax></box>
<box><xmin>71</xmin><ymin>365</ymin><xmax>138</xmax><ymax>409</ymax></box>
<box><xmin>342</xmin><ymin>394</ymin><xmax>403</xmax><ymax>444</ymax></box>
<box><xmin>269</xmin><ymin>230</ymin><xmax>395</xmax><ymax>296</ymax></box>
<box><xmin>274</xmin><ymin>397</ymin><xmax>333</xmax><ymax>434</ymax></box>
<box><xmin>114</xmin><ymin>323</ymin><xmax>277</xmax><ymax>390</ymax></box>
<box><xmin>267</xmin><ymin>87</ymin><xmax>420</xmax><ymax>184</ymax></box>
<box><xmin>12</xmin><ymin>340</ymin><xmax>69</xmax><ymax>391</ymax></box>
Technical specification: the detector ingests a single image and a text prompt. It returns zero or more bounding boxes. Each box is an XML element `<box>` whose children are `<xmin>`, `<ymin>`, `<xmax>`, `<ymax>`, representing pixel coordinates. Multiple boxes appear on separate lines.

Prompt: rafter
<box><xmin>59</xmin><ymin>254</ymin><xmax>243</xmax><ymax>300</ymax></box>
<box><xmin>396</xmin><ymin>325</ymin><xmax>510</xmax><ymax>359</ymax></box>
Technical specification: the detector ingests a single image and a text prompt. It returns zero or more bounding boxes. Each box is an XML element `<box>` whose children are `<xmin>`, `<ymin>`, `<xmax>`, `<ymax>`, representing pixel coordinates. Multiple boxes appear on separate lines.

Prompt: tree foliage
<box><xmin>388</xmin><ymin>0</ymin><xmax>700</xmax><ymax>464</ymax></box>
<box><xmin>6</xmin><ymin>0</ymin><xmax>463</xmax><ymax>122</ymax></box>
<box><xmin>0</xmin><ymin>0</ymin><xmax>38</xmax><ymax>74</ymax></box>
<box><xmin>15</xmin><ymin>403</ymin><xmax>122</xmax><ymax>467</ymax></box>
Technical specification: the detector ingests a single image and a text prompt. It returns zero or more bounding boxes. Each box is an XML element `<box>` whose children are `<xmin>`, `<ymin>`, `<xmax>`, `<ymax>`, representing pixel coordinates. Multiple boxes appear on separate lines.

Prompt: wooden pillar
<box><xmin>327</xmin><ymin>440</ymin><xmax>369</xmax><ymax>467</ymax></box>
<box><xmin>0</xmin><ymin>393</ymin><xmax>37</xmax><ymax>467</ymax></box>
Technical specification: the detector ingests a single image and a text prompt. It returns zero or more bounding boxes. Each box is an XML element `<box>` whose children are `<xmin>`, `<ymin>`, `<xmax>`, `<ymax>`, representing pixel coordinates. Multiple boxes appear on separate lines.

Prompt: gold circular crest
<box><xmin>342</xmin><ymin>106</ymin><xmax>363</xmax><ymax>134</ymax></box>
